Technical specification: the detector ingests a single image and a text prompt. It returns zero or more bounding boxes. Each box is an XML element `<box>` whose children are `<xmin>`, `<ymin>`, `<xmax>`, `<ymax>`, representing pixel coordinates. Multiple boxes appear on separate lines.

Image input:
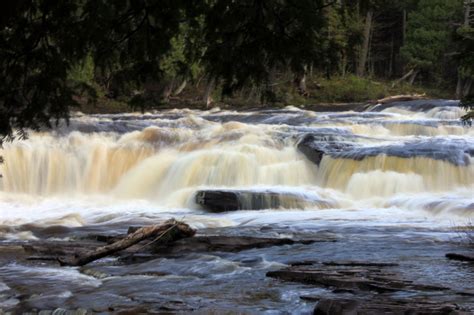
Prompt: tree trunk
<box><xmin>456</xmin><ymin>73</ymin><xmax>464</xmax><ymax>99</ymax></box>
<box><xmin>463</xmin><ymin>78</ymin><xmax>472</xmax><ymax>97</ymax></box>
<box><xmin>455</xmin><ymin>1</ymin><xmax>472</xmax><ymax>98</ymax></box>
<box><xmin>402</xmin><ymin>10</ymin><xmax>407</xmax><ymax>45</ymax></box>
<box><xmin>246</xmin><ymin>85</ymin><xmax>256</xmax><ymax>102</ymax></box>
<box><xmin>408</xmin><ymin>70</ymin><xmax>419</xmax><ymax>85</ymax></box>
<box><xmin>357</xmin><ymin>10</ymin><xmax>373</xmax><ymax>77</ymax></box>
<box><xmin>341</xmin><ymin>54</ymin><xmax>347</xmax><ymax>77</ymax></box>
<box><xmin>294</xmin><ymin>66</ymin><xmax>308</xmax><ymax>96</ymax></box>
<box><xmin>203</xmin><ymin>78</ymin><xmax>215</xmax><ymax>108</ymax></box>
<box><xmin>164</xmin><ymin>78</ymin><xmax>177</xmax><ymax>101</ymax></box>
<box><xmin>173</xmin><ymin>79</ymin><xmax>187</xmax><ymax>96</ymax></box>
<box><xmin>392</xmin><ymin>69</ymin><xmax>414</xmax><ymax>87</ymax></box>
<box><xmin>464</xmin><ymin>0</ymin><xmax>472</xmax><ymax>27</ymax></box>
<box><xmin>58</xmin><ymin>220</ymin><xmax>195</xmax><ymax>266</ymax></box>
<box><xmin>388</xmin><ymin>36</ymin><xmax>394</xmax><ymax>77</ymax></box>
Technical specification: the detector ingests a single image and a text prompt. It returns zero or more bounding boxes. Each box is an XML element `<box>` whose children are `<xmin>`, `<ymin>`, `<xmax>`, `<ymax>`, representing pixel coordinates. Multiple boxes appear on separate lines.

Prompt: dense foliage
<box><xmin>0</xmin><ymin>0</ymin><xmax>473</xmax><ymax>139</ymax></box>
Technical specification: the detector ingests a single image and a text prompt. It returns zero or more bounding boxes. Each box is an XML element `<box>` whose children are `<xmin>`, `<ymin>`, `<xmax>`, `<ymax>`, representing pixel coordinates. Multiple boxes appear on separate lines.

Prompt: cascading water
<box><xmin>1</xmin><ymin>99</ymin><xmax>474</xmax><ymax>313</ymax></box>
<box><xmin>0</xmin><ymin>100</ymin><xmax>473</xmax><ymax>230</ymax></box>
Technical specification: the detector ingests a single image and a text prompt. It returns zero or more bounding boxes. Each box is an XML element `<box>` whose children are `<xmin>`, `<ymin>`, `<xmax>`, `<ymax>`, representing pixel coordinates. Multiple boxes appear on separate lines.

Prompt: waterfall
<box><xmin>0</xmin><ymin>101</ymin><xmax>472</xmax><ymax>225</ymax></box>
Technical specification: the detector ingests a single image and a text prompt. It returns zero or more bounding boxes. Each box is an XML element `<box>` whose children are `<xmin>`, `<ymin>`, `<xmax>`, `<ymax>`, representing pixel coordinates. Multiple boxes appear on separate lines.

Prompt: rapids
<box><xmin>0</xmin><ymin>99</ymin><xmax>472</xmax><ymax>229</ymax></box>
<box><xmin>0</xmin><ymin>99</ymin><xmax>473</xmax><ymax>312</ymax></box>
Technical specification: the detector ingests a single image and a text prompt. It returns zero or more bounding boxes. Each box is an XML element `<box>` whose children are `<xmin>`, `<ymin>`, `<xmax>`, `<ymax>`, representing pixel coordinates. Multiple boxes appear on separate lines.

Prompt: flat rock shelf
<box><xmin>268</xmin><ymin>261</ymin><xmax>472</xmax><ymax>314</ymax></box>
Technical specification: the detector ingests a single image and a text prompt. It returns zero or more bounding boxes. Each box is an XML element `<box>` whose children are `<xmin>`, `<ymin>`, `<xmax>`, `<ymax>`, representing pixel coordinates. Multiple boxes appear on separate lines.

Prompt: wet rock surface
<box><xmin>267</xmin><ymin>260</ymin><xmax>472</xmax><ymax>314</ymax></box>
<box><xmin>297</xmin><ymin>133</ymin><xmax>356</xmax><ymax>165</ymax></box>
<box><xmin>312</xmin><ymin>298</ymin><xmax>467</xmax><ymax>315</ymax></box>
<box><xmin>446</xmin><ymin>253</ymin><xmax>474</xmax><ymax>262</ymax></box>
<box><xmin>297</xmin><ymin>133</ymin><xmax>474</xmax><ymax>166</ymax></box>
<box><xmin>195</xmin><ymin>189</ymin><xmax>333</xmax><ymax>212</ymax></box>
<box><xmin>1</xmin><ymin>225</ymin><xmax>474</xmax><ymax>314</ymax></box>
<box><xmin>11</xmin><ymin>232</ymin><xmax>327</xmax><ymax>265</ymax></box>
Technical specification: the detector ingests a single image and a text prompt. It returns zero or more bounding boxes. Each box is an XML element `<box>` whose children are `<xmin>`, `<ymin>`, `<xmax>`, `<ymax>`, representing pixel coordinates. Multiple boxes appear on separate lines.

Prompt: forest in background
<box><xmin>1</xmin><ymin>0</ymin><xmax>474</xmax><ymax>139</ymax></box>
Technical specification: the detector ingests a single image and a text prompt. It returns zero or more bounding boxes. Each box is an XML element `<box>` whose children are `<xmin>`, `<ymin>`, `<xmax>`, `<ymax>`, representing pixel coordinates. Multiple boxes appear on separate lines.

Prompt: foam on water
<box><xmin>0</xmin><ymin>100</ymin><xmax>473</xmax><ymax>239</ymax></box>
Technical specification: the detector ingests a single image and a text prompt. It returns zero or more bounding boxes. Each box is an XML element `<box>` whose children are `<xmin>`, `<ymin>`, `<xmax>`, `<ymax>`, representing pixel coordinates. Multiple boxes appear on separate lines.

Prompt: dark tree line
<box><xmin>1</xmin><ymin>0</ymin><xmax>473</xmax><ymax>139</ymax></box>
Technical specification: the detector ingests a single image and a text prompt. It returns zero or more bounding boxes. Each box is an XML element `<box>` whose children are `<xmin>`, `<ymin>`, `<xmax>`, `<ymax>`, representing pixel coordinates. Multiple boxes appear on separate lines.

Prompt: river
<box><xmin>0</xmin><ymin>99</ymin><xmax>473</xmax><ymax>313</ymax></box>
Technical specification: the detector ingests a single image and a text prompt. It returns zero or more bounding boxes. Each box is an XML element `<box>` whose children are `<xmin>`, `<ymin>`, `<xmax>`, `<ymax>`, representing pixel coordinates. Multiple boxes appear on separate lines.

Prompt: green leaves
<box><xmin>2</xmin><ymin>0</ymin><xmax>471</xmax><ymax>139</ymax></box>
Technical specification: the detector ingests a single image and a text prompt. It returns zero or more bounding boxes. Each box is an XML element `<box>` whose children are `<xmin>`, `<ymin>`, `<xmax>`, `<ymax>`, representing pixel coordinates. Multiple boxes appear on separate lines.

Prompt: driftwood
<box><xmin>58</xmin><ymin>219</ymin><xmax>195</xmax><ymax>266</ymax></box>
<box><xmin>393</xmin><ymin>69</ymin><xmax>414</xmax><ymax>86</ymax></box>
<box><xmin>370</xmin><ymin>94</ymin><xmax>426</xmax><ymax>105</ymax></box>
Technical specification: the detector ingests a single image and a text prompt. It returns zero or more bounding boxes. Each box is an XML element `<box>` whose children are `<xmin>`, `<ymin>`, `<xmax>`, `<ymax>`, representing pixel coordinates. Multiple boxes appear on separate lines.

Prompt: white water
<box><xmin>0</xmin><ymin>101</ymin><xmax>473</xmax><ymax>239</ymax></box>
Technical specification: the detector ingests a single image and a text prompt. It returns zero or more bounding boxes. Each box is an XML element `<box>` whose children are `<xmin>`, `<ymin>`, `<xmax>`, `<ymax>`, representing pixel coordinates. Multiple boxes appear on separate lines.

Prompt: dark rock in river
<box><xmin>19</xmin><ymin>232</ymin><xmax>330</xmax><ymax>266</ymax></box>
<box><xmin>269</xmin><ymin>260</ymin><xmax>469</xmax><ymax>315</ymax></box>
<box><xmin>313</xmin><ymin>298</ymin><xmax>465</xmax><ymax>315</ymax></box>
<box><xmin>267</xmin><ymin>260</ymin><xmax>450</xmax><ymax>294</ymax></box>
<box><xmin>150</xmin><ymin>235</ymin><xmax>315</xmax><ymax>255</ymax></box>
<box><xmin>446</xmin><ymin>253</ymin><xmax>474</xmax><ymax>262</ymax></box>
<box><xmin>196</xmin><ymin>190</ymin><xmax>240</xmax><ymax>212</ymax></box>
<box><xmin>195</xmin><ymin>189</ymin><xmax>333</xmax><ymax>212</ymax></box>
<box><xmin>297</xmin><ymin>133</ymin><xmax>474</xmax><ymax>166</ymax></box>
<box><xmin>297</xmin><ymin>133</ymin><xmax>355</xmax><ymax>165</ymax></box>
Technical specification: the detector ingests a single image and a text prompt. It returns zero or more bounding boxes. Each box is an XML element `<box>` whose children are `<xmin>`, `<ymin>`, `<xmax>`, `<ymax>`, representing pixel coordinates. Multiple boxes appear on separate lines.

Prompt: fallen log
<box><xmin>369</xmin><ymin>94</ymin><xmax>426</xmax><ymax>105</ymax></box>
<box><xmin>58</xmin><ymin>219</ymin><xmax>195</xmax><ymax>266</ymax></box>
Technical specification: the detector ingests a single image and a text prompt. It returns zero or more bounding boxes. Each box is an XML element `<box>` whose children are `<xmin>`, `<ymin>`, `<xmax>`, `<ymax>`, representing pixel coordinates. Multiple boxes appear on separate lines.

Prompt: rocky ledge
<box><xmin>267</xmin><ymin>260</ymin><xmax>472</xmax><ymax>315</ymax></box>
<box><xmin>297</xmin><ymin>133</ymin><xmax>474</xmax><ymax>166</ymax></box>
<box><xmin>195</xmin><ymin>189</ymin><xmax>334</xmax><ymax>212</ymax></box>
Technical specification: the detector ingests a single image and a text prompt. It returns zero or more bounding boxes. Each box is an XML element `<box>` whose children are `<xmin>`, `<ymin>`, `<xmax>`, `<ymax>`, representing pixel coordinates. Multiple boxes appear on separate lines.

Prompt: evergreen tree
<box><xmin>0</xmin><ymin>0</ymin><xmax>331</xmax><ymax>138</ymax></box>
<box><xmin>457</xmin><ymin>4</ymin><xmax>474</xmax><ymax>122</ymax></box>
<box><xmin>400</xmin><ymin>0</ymin><xmax>463</xmax><ymax>83</ymax></box>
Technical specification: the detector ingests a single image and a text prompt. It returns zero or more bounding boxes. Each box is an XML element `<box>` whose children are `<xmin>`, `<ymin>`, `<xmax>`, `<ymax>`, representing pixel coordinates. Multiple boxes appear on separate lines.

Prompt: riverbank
<box><xmin>78</xmin><ymin>75</ymin><xmax>453</xmax><ymax>114</ymax></box>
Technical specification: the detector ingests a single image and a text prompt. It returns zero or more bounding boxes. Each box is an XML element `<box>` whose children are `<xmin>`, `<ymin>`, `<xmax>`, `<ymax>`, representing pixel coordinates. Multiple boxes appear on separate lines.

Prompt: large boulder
<box><xmin>297</xmin><ymin>133</ymin><xmax>474</xmax><ymax>166</ymax></box>
<box><xmin>195</xmin><ymin>189</ymin><xmax>333</xmax><ymax>212</ymax></box>
<box><xmin>297</xmin><ymin>133</ymin><xmax>355</xmax><ymax>165</ymax></box>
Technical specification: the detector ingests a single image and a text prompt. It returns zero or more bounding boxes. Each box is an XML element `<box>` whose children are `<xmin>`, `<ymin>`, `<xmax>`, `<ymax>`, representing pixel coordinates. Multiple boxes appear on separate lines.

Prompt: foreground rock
<box><xmin>19</xmin><ymin>233</ymin><xmax>328</xmax><ymax>265</ymax></box>
<box><xmin>150</xmin><ymin>235</ymin><xmax>316</xmax><ymax>254</ymax></box>
<box><xmin>195</xmin><ymin>189</ymin><xmax>333</xmax><ymax>212</ymax></box>
<box><xmin>267</xmin><ymin>260</ymin><xmax>471</xmax><ymax>314</ymax></box>
<box><xmin>313</xmin><ymin>298</ymin><xmax>466</xmax><ymax>315</ymax></box>
<box><xmin>267</xmin><ymin>261</ymin><xmax>448</xmax><ymax>293</ymax></box>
